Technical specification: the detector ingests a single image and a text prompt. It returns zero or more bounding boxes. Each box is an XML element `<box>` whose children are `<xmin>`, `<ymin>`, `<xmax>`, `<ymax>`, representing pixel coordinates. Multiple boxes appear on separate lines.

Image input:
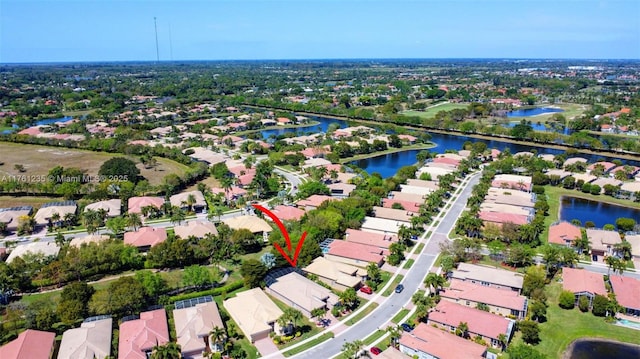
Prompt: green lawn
<box><xmin>414</xmin><ymin>243</ymin><xmax>425</xmax><ymax>254</ymax></box>
<box><xmin>506</xmin><ymin>103</ymin><xmax>588</xmax><ymax>123</ymax></box>
<box><xmin>282</xmin><ymin>332</ymin><xmax>334</xmax><ymax>357</ymax></box>
<box><xmin>403</xmin><ymin>259</ymin><xmax>415</xmax><ymax>269</ymax></box>
<box><xmin>363</xmin><ymin>329</ymin><xmax>387</xmax><ymax>345</ymax></box>
<box><xmin>391</xmin><ymin>309</ymin><xmax>410</xmax><ymax>324</ymax></box>
<box><xmin>401</xmin><ymin>103</ymin><xmax>469</xmax><ymax>119</ymax></box>
<box><xmin>519</xmin><ymin>282</ymin><xmax>640</xmax><ymax>358</ymax></box>
<box><xmin>382</xmin><ymin>275</ymin><xmax>405</xmax><ymax>297</ymax></box>
<box><xmin>343</xmin><ymin>302</ymin><xmax>379</xmax><ymax>326</ymax></box>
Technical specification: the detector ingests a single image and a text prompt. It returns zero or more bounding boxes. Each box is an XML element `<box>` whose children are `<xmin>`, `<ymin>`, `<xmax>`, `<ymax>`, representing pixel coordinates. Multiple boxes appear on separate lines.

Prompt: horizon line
<box><xmin>2</xmin><ymin>56</ymin><xmax>640</xmax><ymax>66</ymax></box>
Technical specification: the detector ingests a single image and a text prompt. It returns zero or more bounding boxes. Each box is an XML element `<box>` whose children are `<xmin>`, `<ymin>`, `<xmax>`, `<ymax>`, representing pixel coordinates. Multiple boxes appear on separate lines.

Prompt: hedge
<box><xmin>168</xmin><ymin>280</ymin><xmax>244</xmax><ymax>303</ymax></box>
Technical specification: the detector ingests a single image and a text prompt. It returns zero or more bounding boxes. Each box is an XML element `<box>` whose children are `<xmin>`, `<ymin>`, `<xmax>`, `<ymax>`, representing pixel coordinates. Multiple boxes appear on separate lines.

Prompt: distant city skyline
<box><xmin>1</xmin><ymin>0</ymin><xmax>639</xmax><ymax>63</ymax></box>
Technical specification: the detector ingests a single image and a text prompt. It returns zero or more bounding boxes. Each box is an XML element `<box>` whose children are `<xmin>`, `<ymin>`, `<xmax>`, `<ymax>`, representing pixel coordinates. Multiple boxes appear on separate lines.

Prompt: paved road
<box><xmin>286</xmin><ymin>172</ymin><xmax>482</xmax><ymax>359</ymax></box>
<box><xmin>274</xmin><ymin>167</ymin><xmax>303</xmax><ymax>197</ymax></box>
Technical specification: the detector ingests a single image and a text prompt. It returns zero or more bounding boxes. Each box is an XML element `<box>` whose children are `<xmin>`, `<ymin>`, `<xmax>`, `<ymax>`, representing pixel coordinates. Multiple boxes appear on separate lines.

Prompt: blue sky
<box><xmin>1</xmin><ymin>0</ymin><xmax>638</xmax><ymax>63</ymax></box>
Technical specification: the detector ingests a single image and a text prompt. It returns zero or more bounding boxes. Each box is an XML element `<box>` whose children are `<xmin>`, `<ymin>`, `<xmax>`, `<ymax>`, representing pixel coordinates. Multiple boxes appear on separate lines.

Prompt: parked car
<box><xmin>401</xmin><ymin>323</ymin><xmax>414</xmax><ymax>332</ymax></box>
<box><xmin>359</xmin><ymin>286</ymin><xmax>373</xmax><ymax>294</ymax></box>
<box><xmin>395</xmin><ymin>284</ymin><xmax>404</xmax><ymax>293</ymax></box>
<box><xmin>370</xmin><ymin>347</ymin><xmax>382</xmax><ymax>355</ymax></box>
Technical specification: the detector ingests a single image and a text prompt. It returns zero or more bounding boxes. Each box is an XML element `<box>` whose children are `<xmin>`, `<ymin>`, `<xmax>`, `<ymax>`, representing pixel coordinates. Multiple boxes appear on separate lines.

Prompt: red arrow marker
<box><xmin>252</xmin><ymin>204</ymin><xmax>307</xmax><ymax>267</ymax></box>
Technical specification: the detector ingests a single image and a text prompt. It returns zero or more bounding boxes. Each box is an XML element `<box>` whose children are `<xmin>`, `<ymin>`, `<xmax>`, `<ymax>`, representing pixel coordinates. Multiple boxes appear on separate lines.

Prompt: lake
<box><xmin>565</xmin><ymin>339</ymin><xmax>640</xmax><ymax>359</ymax></box>
<box><xmin>507</xmin><ymin>107</ymin><xmax>564</xmax><ymax>117</ymax></box>
<box><xmin>560</xmin><ymin>196</ymin><xmax>640</xmax><ymax>228</ymax></box>
<box><xmin>35</xmin><ymin>116</ymin><xmax>74</xmax><ymax>126</ymax></box>
<box><xmin>264</xmin><ymin>114</ymin><xmax>639</xmax><ymax>178</ymax></box>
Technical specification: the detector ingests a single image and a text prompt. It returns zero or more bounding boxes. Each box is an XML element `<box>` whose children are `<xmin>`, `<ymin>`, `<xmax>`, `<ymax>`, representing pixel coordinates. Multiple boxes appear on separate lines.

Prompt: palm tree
<box><xmin>63</xmin><ymin>212</ymin><xmax>76</xmax><ymax>230</ymax></box>
<box><xmin>342</xmin><ymin>339</ymin><xmax>364</xmax><ymax>359</ymax></box>
<box><xmin>387</xmin><ymin>325</ymin><xmax>402</xmax><ymax>349</ymax></box>
<box><xmin>423</xmin><ymin>272</ymin><xmax>445</xmax><ymax>295</ymax></box>
<box><xmin>497</xmin><ymin>333</ymin><xmax>508</xmax><ymax>351</ymax></box>
<box><xmin>329</xmin><ymin>169</ymin><xmax>339</xmax><ymax>182</ymax></box>
<box><xmin>338</xmin><ymin>288</ymin><xmax>359</xmax><ymax>310</ymax></box>
<box><xmin>208</xmin><ymin>326</ymin><xmax>226</xmax><ymax>353</ymax></box>
<box><xmin>150</xmin><ymin>342</ymin><xmax>181</xmax><ymax>359</ymax></box>
<box><xmin>310</xmin><ymin>307</ymin><xmax>326</xmax><ymax>325</ymax></box>
<box><xmin>51</xmin><ymin>212</ymin><xmax>61</xmax><ymax>229</ymax></box>
<box><xmin>127</xmin><ymin>212</ymin><xmax>142</xmax><ymax>231</ymax></box>
<box><xmin>456</xmin><ymin>321</ymin><xmax>469</xmax><ymax>338</ymax></box>
<box><xmin>186</xmin><ymin>193</ymin><xmax>197</xmax><ymax>213</ymax></box>
<box><xmin>280</xmin><ymin>307</ymin><xmax>304</xmax><ymax>334</ymax></box>
<box><xmin>170</xmin><ymin>207</ymin><xmax>186</xmax><ymax>226</ymax></box>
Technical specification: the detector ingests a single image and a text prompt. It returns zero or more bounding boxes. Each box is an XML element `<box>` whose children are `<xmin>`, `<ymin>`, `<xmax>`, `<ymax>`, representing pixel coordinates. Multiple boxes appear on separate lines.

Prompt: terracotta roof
<box><xmin>441</xmin><ymin>280</ymin><xmax>527</xmax><ymax>312</ymax></box>
<box><xmin>548</xmin><ymin>222</ymin><xmax>582</xmax><ymax>245</ymax></box>
<box><xmin>345</xmin><ymin>228</ymin><xmax>397</xmax><ymax>249</ymax></box>
<box><xmin>0</xmin><ymin>329</ymin><xmax>55</xmax><ymax>359</ymax></box>
<box><xmin>327</xmin><ymin>240</ymin><xmax>386</xmax><ymax>264</ymax></box>
<box><xmin>85</xmin><ymin>199</ymin><xmax>121</xmax><ymax>217</ymax></box>
<box><xmin>399</xmin><ymin>323</ymin><xmax>486</xmax><ymax>359</ymax></box>
<box><xmin>119</xmin><ymin>309</ymin><xmax>170</xmax><ymax>359</ymax></box>
<box><xmin>609</xmin><ymin>275</ymin><xmax>640</xmax><ymax>310</ymax></box>
<box><xmin>587</xmin><ymin>161</ymin><xmax>617</xmax><ymax>172</ymax></box>
<box><xmin>372</xmin><ymin>206</ymin><xmax>413</xmax><ymax>222</ymax></box>
<box><xmin>432</xmin><ymin>157</ymin><xmax>460</xmax><ymax>166</ymax></box>
<box><xmin>296</xmin><ymin>195</ymin><xmax>335</xmax><ymax>208</ymax></box>
<box><xmin>479</xmin><ymin>211</ymin><xmax>529</xmax><ymax>225</ymax></box>
<box><xmin>271</xmin><ymin>205</ymin><xmax>306</xmax><ymax>221</ymax></box>
<box><xmin>127</xmin><ymin>196</ymin><xmax>164</xmax><ymax>214</ymax></box>
<box><xmin>381</xmin><ymin>198</ymin><xmax>421</xmax><ymax>213</ymax></box>
<box><xmin>562</xmin><ymin>267</ymin><xmax>606</xmax><ymax>296</ymax></box>
<box><xmin>428</xmin><ymin>301</ymin><xmax>513</xmax><ymax>340</ymax></box>
<box><xmin>210</xmin><ymin>186</ymin><xmax>247</xmax><ymax>200</ymax></box>
<box><xmin>124</xmin><ymin>227</ymin><xmax>167</xmax><ymax>248</ymax></box>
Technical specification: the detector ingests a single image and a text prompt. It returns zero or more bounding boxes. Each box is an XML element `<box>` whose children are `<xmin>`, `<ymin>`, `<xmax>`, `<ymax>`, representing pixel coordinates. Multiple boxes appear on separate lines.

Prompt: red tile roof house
<box><xmin>0</xmin><ymin>329</ymin><xmax>55</xmax><ymax>359</ymax></box>
<box><xmin>210</xmin><ymin>186</ymin><xmax>248</xmax><ymax>202</ymax></box>
<box><xmin>609</xmin><ymin>275</ymin><xmax>640</xmax><ymax>316</ymax></box>
<box><xmin>441</xmin><ymin>279</ymin><xmax>528</xmax><ymax>319</ymax></box>
<box><xmin>119</xmin><ymin>309</ymin><xmax>170</xmax><ymax>359</ymax></box>
<box><xmin>562</xmin><ymin>267</ymin><xmax>606</xmax><ymax>308</ymax></box>
<box><xmin>587</xmin><ymin>161</ymin><xmax>618</xmax><ymax>174</ymax></box>
<box><xmin>295</xmin><ymin>195</ymin><xmax>336</xmax><ymax>211</ymax></box>
<box><xmin>344</xmin><ymin>228</ymin><xmax>397</xmax><ymax>250</ymax></box>
<box><xmin>127</xmin><ymin>196</ymin><xmax>164</xmax><ymax>215</ymax></box>
<box><xmin>586</xmin><ymin>228</ymin><xmax>622</xmax><ymax>260</ymax></box>
<box><xmin>479</xmin><ymin>211</ymin><xmax>530</xmax><ymax>226</ymax></box>
<box><xmin>397</xmin><ymin>134</ymin><xmax>417</xmax><ymax>144</ymax></box>
<box><xmin>548</xmin><ymin>221</ymin><xmax>582</xmax><ymax>247</ymax></box>
<box><xmin>124</xmin><ymin>227</ymin><xmax>168</xmax><ymax>251</ymax></box>
<box><xmin>325</xmin><ymin>240</ymin><xmax>387</xmax><ymax>268</ymax></box>
<box><xmin>428</xmin><ymin>301</ymin><xmax>515</xmax><ymax>349</ymax></box>
<box><xmin>381</xmin><ymin>198</ymin><xmax>422</xmax><ymax>213</ymax></box>
<box><xmin>270</xmin><ymin>205</ymin><xmax>306</xmax><ymax>221</ymax></box>
<box><xmin>399</xmin><ymin>323</ymin><xmax>487</xmax><ymax>359</ymax></box>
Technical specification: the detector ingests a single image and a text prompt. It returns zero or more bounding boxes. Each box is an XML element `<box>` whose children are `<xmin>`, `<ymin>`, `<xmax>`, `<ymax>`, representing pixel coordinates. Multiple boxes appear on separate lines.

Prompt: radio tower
<box><xmin>154</xmin><ymin>17</ymin><xmax>160</xmax><ymax>62</ymax></box>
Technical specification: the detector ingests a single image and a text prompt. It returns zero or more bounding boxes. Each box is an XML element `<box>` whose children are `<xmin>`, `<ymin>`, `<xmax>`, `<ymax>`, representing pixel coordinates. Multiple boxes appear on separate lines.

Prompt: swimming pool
<box><xmin>617</xmin><ymin>318</ymin><xmax>640</xmax><ymax>330</ymax></box>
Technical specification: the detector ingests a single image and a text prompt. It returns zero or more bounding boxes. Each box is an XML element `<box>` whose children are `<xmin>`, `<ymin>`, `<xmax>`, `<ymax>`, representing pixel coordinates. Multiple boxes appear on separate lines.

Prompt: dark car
<box><xmin>370</xmin><ymin>347</ymin><xmax>382</xmax><ymax>355</ymax></box>
<box><xmin>395</xmin><ymin>284</ymin><xmax>404</xmax><ymax>293</ymax></box>
<box><xmin>359</xmin><ymin>286</ymin><xmax>373</xmax><ymax>294</ymax></box>
<box><xmin>401</xmin><ymin>323</ymin><xmax>414</xmax><ymax>332</ymax></box>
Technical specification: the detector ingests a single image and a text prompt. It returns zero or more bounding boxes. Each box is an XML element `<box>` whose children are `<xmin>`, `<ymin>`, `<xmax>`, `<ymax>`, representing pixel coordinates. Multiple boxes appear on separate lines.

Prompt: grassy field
<box><xmin>0</xmin><ymin>195</ymin><xmax>61</xmax><ymax>208</ymax></box>
<box><xmin>520</xmin><ymin>282</ymin><xmax>640</xmax><ymax>358</ymax></box>
<box><xmin>403</xmin><ymin>259</ymin><xmax>415</xmax><ymax>269</ymax></box>
<box><xmin>401</xmin><ymin>102</ymin><xmax>469</xmax><ymax>119</ymax></box>
<box><xmin>0</xmin><ymin>142</ymin><xmax>189</xmax><ymax>186</ymax></box>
